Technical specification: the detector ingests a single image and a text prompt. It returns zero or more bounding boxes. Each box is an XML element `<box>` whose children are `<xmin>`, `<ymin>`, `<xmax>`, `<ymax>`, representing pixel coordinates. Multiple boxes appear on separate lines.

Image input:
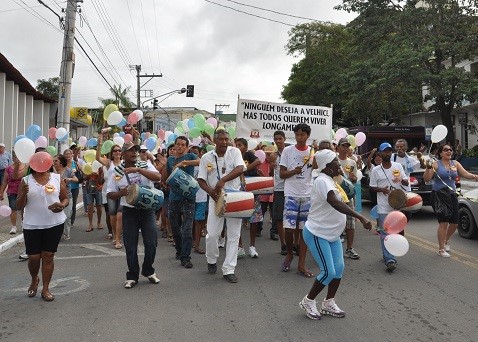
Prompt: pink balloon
<box><xmin>128</xmin><ymin>112</ymin><xmax>139</xmax><ymax>124</ymax></box>
<box><xmin>158</xmin><ymin>129</ymin><xmax>165</xmax><ymax>141</ymax></box>
<box><xmin>29</xmin><ymin>151</ymin><xmax>53</xmax><ymax>173</ymax></box>
<box><xmin>206</xmin><ymin>117</ymin><xmax>218</xmax><ymax>128</ymax></box>
<box><xmin>355</xmin><ymin>132</ymin><xmax>366</xmax><ymax>147</ymax></box>
<box><xmin>145</xmin><ymin>132</ymin><xmax>150</xmax><ymax>139</ymax></box>
<box><xmin>335</xmin><ymin>128</ymin><xmax>347</xmax><ymax>140</ymax></box>
<box><xmin>254</xmin><ymin>150</ymin><xmax>266</xmax><ymax>163</ymax></box>
<box><xmin>34</xmin><ymin>136</ymin><xmax>48</xmax><ymax>148</ymax></box>
<box><xmin>0</xmin><ymin>205</ymin><xmax>12</xmax><ymax>217</ymax></box>
<box><xmin>383</xmin><ymin>211</ymin><xmax>407</xmax><ymax>234</ymax></box>
<box><xmin>48</xmin><ymin>127</ymin><xmax>57</xmax><ymax>140</ymax></box>
<box><xmin>124</xmin><ymin>133</ymin><xmax>133</xmax><ymax>143</ymax></box>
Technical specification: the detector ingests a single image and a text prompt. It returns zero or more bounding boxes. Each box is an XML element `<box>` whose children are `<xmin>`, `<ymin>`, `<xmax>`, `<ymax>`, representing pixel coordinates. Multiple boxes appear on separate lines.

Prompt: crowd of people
<box><xmin>0</xmin><ymin>124</ymin><xmax>475</xmax><ymax>320</ymax></box>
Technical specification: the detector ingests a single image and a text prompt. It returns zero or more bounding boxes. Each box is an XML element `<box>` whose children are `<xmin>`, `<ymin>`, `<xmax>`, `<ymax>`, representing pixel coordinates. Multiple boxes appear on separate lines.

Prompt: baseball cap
<box><xmin>337</xmin><ymin>138</ymin><xmax>350</xmax><ymax>146</ymax></box>
<box><xmin>379</xmin><ymin>142</ymin><xmax>393</xmax><ymax>152</ymax></box>
<box><xmin>139</xmin><ymin>145</ymin><xmax>148</xmax><ymax>151</ymax></box>
<box><xmin>121</xmin><ymin>142</ymin><xmax>140</xmax><ymax>153</ymax></box>
<box><xmin>0</xmin><ymin>143</ymin><xmax>5</xmax><ymax>147</ymax></box>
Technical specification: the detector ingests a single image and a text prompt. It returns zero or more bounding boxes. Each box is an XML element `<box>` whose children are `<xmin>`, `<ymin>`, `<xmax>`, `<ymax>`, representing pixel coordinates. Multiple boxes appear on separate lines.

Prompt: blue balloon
<box><xmin>167</xmin><ymin>133</ymin><xmax>177</xmax><ymax>144</ymax></box>
<box><xmin>188</xmin><ymin>119</ymin><xmax>195</xmax><ymax>129</ymax></box>
<box><xmin>370</xmin><ymin>205</ymin><xmax>379</xmax><ymax>219</ymax></box>
<box><xmin>119</xmin><ymin>131</ymin><xmax>125</xmax><ymax>137</ymax></box>
<box><xmin>15</xmin><ymin>135</ymin><xmax>27</xmax><ymax>143</ymax></box>
<box><xmin>58</xmin><ymin>133</ymin><xmax>69</xmax><ymax>142</ymax></box>
<box><xmin>117</xmin><ymin>118</ymin><xmax>127</xmax><ymax>127</ymax></box>
<box><xmin>141</xmin><ymin>132</ymin><xmax>147</xmax><ymax>141</ymax></box>
<box><xmin>145</xmin><ymin>137</ymin><xmax>157</xmax><ymax>151</ymax></box>
<box><xmin>26</xmin><ymin>124</ymin><xmax>42</xmax><ymax>141</ymax></box>
<box><xmin>87</xmin><ymin>138</ymin><xmax>98</xmax><ymax>147</ymax></box>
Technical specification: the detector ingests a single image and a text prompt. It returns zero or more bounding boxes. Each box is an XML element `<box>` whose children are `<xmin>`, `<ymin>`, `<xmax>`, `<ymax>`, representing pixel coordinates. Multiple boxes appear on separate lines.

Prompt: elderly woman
<box><xmin>423</xmin><ymin>144</ymin><xmax>478</xmax><ymax>257</ymax></box>
<box><xmin>299</xmin><ymin>150</ymin><xmax>371</xmax><ymax>320</ymax></box>
<box><xmin>16</xmin><ymin>152</ymin><xmax>69</xmax><ymax>301</ymax></box>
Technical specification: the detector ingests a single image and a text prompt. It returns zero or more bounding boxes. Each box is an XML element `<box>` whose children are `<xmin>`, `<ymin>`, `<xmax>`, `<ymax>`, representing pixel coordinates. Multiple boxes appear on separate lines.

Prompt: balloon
<box><xmin>128</xmin><ymin>112</ymin><xmax>140</xmax><ymax>124</ymax></box>
<box><xmin>347</xmin><ymin>135</ymin><xmax>356</xmax><ymax>148</ymax></box>
<box><xmin>370</xmin><ymin>205</ymin><xmax>379</xmax><ymax>219</ymax></box>
<box><xmin>158</xmin><ymin>129</ymin><xmax>165</xmax><ymax>141</ymax></box>
<box><xmin>356</xmin><ymin>170</ymin><xmax>363</xmax><ymax>182</ymax></box>
<box><xmin>255</xmin><ymin>150</ymin><xmax>266</xmax><ymax>163</ymax></box>
<box><xmin>132</xmin><ymin>109</ymin><xmax>143</xmax><ymax>121</ymax></box>
<box><xmin>182</xmin><ymin>119</ymin><xmax>190</xmax><ymax>133</ymax></box>
<box><xmin>78</xmin><ymin>136</ymin><xmax>87</xmax><ymax>147</ymax></box>
<box><xmin>14</xmin><ymin>138</ymin><xmax>36</xmax><ymax>163</ymax></box>
<box><xmin>204</xmin><ymin>123</ymin><xmax>215</xmax><ymax>136</ymax></box>
<box><xmin>87</xmin><ymin>138</ymin><xmax>98</xmax><ymax>147</ymax></box>
<box><xmin>83</xmin><ymin>150</ymin><xmax>96</xmax><ymax>163</ymax></box>
<box><xmin>101</xmin><ymin>140</ymin><xmax>114</xmax><ymax>155</ymax></box>
<box><xmin>164</xmin><ymin>131</ymin><xmax>173</xmax><ymax>142</ymax></box>
<box><xmin>167</xmin><ymin>134</ymin><xmax>177</xmax><ymax>144</ymax></box>
<box><xmin>15</xmin><ymin>135</ymin><xmax>27</xmax><ymax>143</ymax></box>
<box><xmin>384</xmin><ymin>234</ymin><xmax>409</xmax><ymax>257</ymax></box>
<box><xmin>113</xmin><ymin>133</ymin><xmax>119</xmax><ymax>138</ymax></box>
<box><xmin>192</xmin><ymin>137</ymin><xmax>202</xmax><ymax>145</ymax></box>
<box><xmin>150</xmin><ymin>134</ymin><xmax>157</xmax><ymax>139</ymax></box>
<box><xmin>26</xmin><ymin>124</ymin><xmax>42</xmax><ymax>141</ymax></box>
<box><xmin>383</xmin><ymin>211</ymin><xmax>407</xmax><ymax>234</ymax></box>
<box><xmin>55</xmin><ymin>127</ymin><xmax>67</xmax><ymax>140</ymax></box>
<box><xmin>107</xmin><ymin>111</ymin><xmax>123</xmax><ymax>125</ymax></box>
<box><xmin>206</xmin><ymin>117</ymin><xmax>218</xmax><ymax>128</ymax></box>
<box><xmin>48</xmin><ymin>127</ymin><xmax>57</xmax><ymax>140</ymax></box>
<box><xmin>82</xmin><ymin>163</ymin><xmax>93</xmax><ymax>175</ymax></box>
<box><xmin>206</xmin><ymin>145</ymin><xmax>215</xmax><ymax>152</ymax></box>
<box><xmin>46</xmin><ymin>146</ymin><xmax>57</xmax><ymax>156</ymax></box>
<box><xmin>57</xmin><ymin>132</ymin><xmax>69</xmax><ymax>142</ymax></box>
<box><xmin>86</xmin><ymin>114</ymin><xmax>93</xmax><ymax>125</ymax></box>
<box><xmin>113</xmin><ymin>136</ymin><xmax>125</xmax><ymax>146</ymax></box>
<box><xmin>103</xmin><ymin>104</ymin><xmax>119</xmax><ymax>121</ymax></box>
<box><xmin>188</xmin><ymin>119</ymin><xmax>196</xmax><ymax>129</ymax></box>
<box><xmin>355</xmin><ymin>132</ymin><xmax>366</xmax><ymax>147</ymax></box>
<box><xmin>141</xmin><ymin>132</ymin><xmax>147</xmax><ymax>141</ymax></box>
<box><xmin>193</xmin><ymin>113</ymin><xmax>206</xmax><ymax>130</ymax></box>
<box><xmin>119</xmin><ymin>131</ymin><xmax>125</xmax><ymax>137</ymax></box>
<box><xmin>189</xmin><ymin>127</ymin><xmax>201</xmax><ymax>139</ymax></box>
<box><xmin>0</xmin><ymin>205</ymin><xmax>12</xmax><ymax>217</ymax></box>
<box><xmin>335</xmin><ymin>128</ymin><xmax>347</xmax><ymax>139</ymax></box>
<box><xmin>117</xmin><ymin>118</ymin><xmax>127</xmax><ymax>127</ymax></box>
<box><xmin>34</xmin><ymin>136</ymin><xmax>48</xmax><ymax>148</ymax></box>
<box><xmin>124</xmin><ymin>134</ymin><xmax>133</xmax><ymax>143</ymax></box>
<box><xmin>330</xmin><ymin>129</ymin><xmax>335</xmax><ymax>140</ymax></box>
<box><xmin>29</xmin><ymin>151</ymin><xmax>53</xmax><ymax>172</ymax></box>
<box><xmin>145</xmin><ymin>137</ymin><xmax>157</xmax><ymax>151</ymax></box>
<box><xmin>92</xmin><ymin>160</ymin><xmax>103</xmax><ymax>173</ymax></box>
<box><xmin>145</xmin><ymin>132</ymin><xmax>150</xmax><ymax>139</ymax></box>
<box><xmin>248</xmin><ymin>139</ymin><xmax>258</xmax><ymax>150</ymax></box>
<box><xmin>431</xmin><ymin>124</ymin><xmax>448</xmax><ymax>143</ymax></box>
<box><xmin>174</xmin><ymin>128</ymin><xmax>182</xmax><ymax>136</ymax></box>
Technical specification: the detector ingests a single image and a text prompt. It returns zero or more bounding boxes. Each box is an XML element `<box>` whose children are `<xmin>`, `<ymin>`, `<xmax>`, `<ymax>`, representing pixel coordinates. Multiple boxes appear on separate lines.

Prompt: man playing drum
<box><xmin>197</xmin><ymin>129</ymin><xmax>246</xmax><ymax>283</ymax></box>
<box><xmin>162</xmin><ymin>136</ymin><xmax>200</xmax><ymax>269</ymax></box>
<box><xmin>106</xmin><ymin>142</ymin><xmax>162</xmax><ymax>288</ymax></box>
<box><xmin>369</xmin><ymin>142</ymin><xmax>408</xmax><ymax>273</ymax></box>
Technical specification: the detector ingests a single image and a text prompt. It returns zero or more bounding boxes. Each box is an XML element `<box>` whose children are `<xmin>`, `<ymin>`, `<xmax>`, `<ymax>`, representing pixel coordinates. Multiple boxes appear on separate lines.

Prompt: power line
<box><xmin>14</xmin><ymin>0</ymin><xmax>63</xmax><ymax>33</ymax></box>
<box><xmin>125</xmin><ymin>0</ymin><xmax>144</xmax><ymax>68</ymax></box>
<box><xmin>203</xmin><ymin>0</ymin><xmax>294</xmax><ymax>27</ymax></box>
<box><xmin>138</xmin><ymin>0</ymin><xmax>153</xmax><ymax>71</ymax></box>
<box><xmin>152</xmin><ymin>0</ymin><xmax>162</xmax><ymax>73</ymax></box>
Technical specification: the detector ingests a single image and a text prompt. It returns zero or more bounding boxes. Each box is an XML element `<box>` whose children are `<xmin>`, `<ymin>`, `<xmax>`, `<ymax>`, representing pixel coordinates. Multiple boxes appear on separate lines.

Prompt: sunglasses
<box><xmin>443</xmin><ymin>148</ymin><xmax>453</xmax><ymax>152</ymax></box>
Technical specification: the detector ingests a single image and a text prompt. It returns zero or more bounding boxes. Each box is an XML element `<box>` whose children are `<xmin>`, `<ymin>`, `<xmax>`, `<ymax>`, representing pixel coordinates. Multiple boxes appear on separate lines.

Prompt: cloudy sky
<box><xmin>1</xmin><ymin>0</ymin><xmax>356</xmax><ymax>114</ymax></box>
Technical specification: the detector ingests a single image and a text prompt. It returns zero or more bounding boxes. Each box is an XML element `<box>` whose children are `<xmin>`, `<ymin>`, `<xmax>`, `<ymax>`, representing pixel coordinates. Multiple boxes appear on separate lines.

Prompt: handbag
<box><xmin>72</xmin><ymin>161</ymin><xmax>83</xmax><ymax>183</ymax></box>
<box><xmin>431</xmin><ymin>187</ymin><xmax>454</xmax><ymax>218</ymax></box>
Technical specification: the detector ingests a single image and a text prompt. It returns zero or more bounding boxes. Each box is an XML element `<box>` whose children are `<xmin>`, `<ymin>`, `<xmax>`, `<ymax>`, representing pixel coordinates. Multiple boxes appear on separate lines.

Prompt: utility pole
<box><xmin>215</xmin><ymin>104</ymin><xmax>230</xmax><ymax>118</ymax></box>
<box><xmin>130</xmin><ymin>64</ymin><xmax>162</xmax><ymax>133</ymax></box>
<box><xmin>57</xmin><ymin>0</ymin><xmax>81</xmax><ymax>152</ymax></box>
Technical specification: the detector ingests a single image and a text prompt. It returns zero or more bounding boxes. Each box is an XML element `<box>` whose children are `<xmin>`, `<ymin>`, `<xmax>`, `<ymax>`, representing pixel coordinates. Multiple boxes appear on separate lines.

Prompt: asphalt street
<box><xmin>0</xmin><ymin>204</ymin><xmax>477</xmax><ymax>342</ymax></box>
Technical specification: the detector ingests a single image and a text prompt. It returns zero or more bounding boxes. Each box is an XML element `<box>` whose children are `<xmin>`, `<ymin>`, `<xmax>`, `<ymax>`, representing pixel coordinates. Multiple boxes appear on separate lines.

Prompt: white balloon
<box><xmin>356</xmin><ymin>170</ymin><xmax>363</xmax><ymax>182</ymax></box>
<box><xmin>113</xmin><ymin>133</ymin><xmax>119</xmax><ymax>138</ymax></box>
<box><xmin>92</xmin><ymin>160</ymin><xmax>103</xmax><ymax>172</ymax></box>
<box><xmin>182</xmin><ymin>119</ymin><xmax>190</xmax><ymax>133</ymax></box>
<box><xmin>55</xmin><ymin>127</ymin><xmax>67</xmax><ymax>140</ymax></box>
<box><xmin>174</xmin><ymin>128</ymin><xmax>181</xmax><ymax>136</ymax></box>
<box><xmin>431</xmin><ymin>125</ymin><xmax>448</xmax><ymax>143</ymax></box>
<box><xmin>107</xmin><ymin>111</ymin><xmax>123</xmax><ymax>125</ymax></box>
<box><xmin>384</xmin><ymin>234</ymin><xmax>409</xmax><ymax>257</ymax></box>
<box><xmin>133</xmin><ymin>109</ymin><xmax>143</xmax><ymax>121</ymax></box>
<box><xmin>113</xmin><ymin>136</ymin><xmax>125</xmax><ymax>146</ymax></box>
<box><xmin>335</xmin><ymin>128</ymin><xmax>348</xmax><ymax>140</ymax></box>
<box><xmin>78</xmin><ymin>136</ymin><xmax>87</xmax><ymax>147</ymax></box>
<box><xmin>14</xmin><ymin>138</ymin><xmax>36</xmax><ymax>163</ymax></box>
<box><xmin>248</xmin><ymin>139</ymin><xmax>258</xmax><ymax>150</ymax></box>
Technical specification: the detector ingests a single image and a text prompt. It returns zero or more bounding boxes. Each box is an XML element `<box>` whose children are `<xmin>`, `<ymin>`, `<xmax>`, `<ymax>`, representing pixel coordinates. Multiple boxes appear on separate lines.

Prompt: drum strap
<box><xmin>214</xmin><ymin>156</ymin><xmax>226</xmax><ymax>181</ymax></box>
<box><xmin>380</xmin><ymin>165</ymin><xmax>407</xmax><ymax>191</ymax></box>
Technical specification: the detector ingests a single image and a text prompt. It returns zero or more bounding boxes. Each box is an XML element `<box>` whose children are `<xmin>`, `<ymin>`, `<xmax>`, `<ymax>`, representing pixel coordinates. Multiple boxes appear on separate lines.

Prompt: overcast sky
<box><xmin>1</xmin><ymin>0</ymin><xmax>356</xmax><ymax>114</ymax></box>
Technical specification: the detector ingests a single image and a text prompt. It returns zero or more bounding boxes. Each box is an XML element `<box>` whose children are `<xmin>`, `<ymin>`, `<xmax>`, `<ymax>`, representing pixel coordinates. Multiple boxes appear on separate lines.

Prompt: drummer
<box><xmin>197</xmin><ymin>129</ymin><xmax>246</xmax><ymax>283</ymax></box>
<box><xmin>161</xmin><ymin>136</ymin><xmax>200</xmax><ymax>269</ymax></box>
<box><xmin>106</xmin><ymin>142</ymin><xmax>162</xmax><ymax>288</ymax></box>
<box><xmin>369</xmin><ymin>142</ymin><xmax>408</xmax><ymax>273</ymax></box>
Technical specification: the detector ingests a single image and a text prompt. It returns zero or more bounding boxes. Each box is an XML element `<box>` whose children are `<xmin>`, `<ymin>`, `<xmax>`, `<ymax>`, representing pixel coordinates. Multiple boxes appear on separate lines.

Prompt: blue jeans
<box><xmin>169</xmin><ymin>198</ymin><xmax>195</xmax><ymax>261</ymax></box>
<box><xmin>378</xmin><ymin>213</ymin><xmax>396</xmax><ymax>264</ymax></box>
<box><xmin>122</xmin><ymin>207</ymin><xmax>158</xmax><ymax>281</ymax></box>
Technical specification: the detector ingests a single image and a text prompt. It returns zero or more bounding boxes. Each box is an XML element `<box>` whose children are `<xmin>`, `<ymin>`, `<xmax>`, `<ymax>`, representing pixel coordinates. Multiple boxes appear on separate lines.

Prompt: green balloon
<box><xmin>101</xmin><ymin>140</ymin><xmax>114</xmax><ymax>155</ymax></box>
<box><xmin>193</xmin><ymin>114</ymin><xmax>206</xmax><ymax>130</ymax></box>
<box><xmin>227</xmin><ymin>127</ymin><xmax>236</xmax><ymax>139</ymax></box>
<box><xmin>189</xmin><ymin>127</ymin><xmax>201</xmax><ymax>138</ymax></box>
<box><xmin>150</xmin><ymin>134</ymin><xmax>157</xmax><ymax>139</ymax></box>
<box><xmin>177</xmin><ymin>126</ymin><xmax>184</xmax><ymax>133</ymax></box>
<box><xmin>206</xmin><ymin>144</ymin><xmax>215</xmax><ymax>152</ymax></box>
<box><xmin>46</xmin><ymin>145</ymin><xmax>57</xmax><ymax>156</ymax></box>
<box><xmin>204</xmin><ymin>123</ymin><xmax>215</xmax><ymax>136</ymax></box>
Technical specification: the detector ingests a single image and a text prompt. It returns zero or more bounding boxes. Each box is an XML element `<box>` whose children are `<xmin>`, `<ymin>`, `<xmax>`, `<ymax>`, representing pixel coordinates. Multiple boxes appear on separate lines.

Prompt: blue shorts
<box><xmin>283</xmin><ymin>196</ymin><xmax>310</xmax><ymax>229</ymax></box>
<box><xmin>87</xmin><ymin>192</ymin><xmax>102</xmax><ymax>206</ymax></box>
<box><xmin>8</xmin><ymin>194</ymin><xmax>17</xmax><ymax>211</ymax></box>
<box><xmin>195</xmin><ymin>202</ymin><xmax>207</xmax><ymax>221</ymax></box>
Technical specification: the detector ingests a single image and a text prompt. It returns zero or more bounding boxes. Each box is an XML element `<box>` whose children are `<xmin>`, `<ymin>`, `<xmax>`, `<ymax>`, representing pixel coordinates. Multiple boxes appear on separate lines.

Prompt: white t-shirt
<box><xmin>197</xmin><ymin>147</ymin><xmax>246</xmax><ymax>191</ymax></box>
<box><xmin>369</xmin><ymin>162</ymin><xmax>407</xmax><ymax>214</ymax></box>
<box><xmin>106</xmin><ymin>163</ymin><xmax>159</xmax><ymax>208</ymax></box>
<box><xmin>280</xmin><ymin>145</ymin><xmax>313</xmax><ymax>198</ymax></box>
<box><xmin>194</xmin><ymin>165</ymin><xmax>208</xmax><ymax>202</ymax></box>
<box><xmin>273</xmin><ymin>151</ymin><xmax>285</xmax><ymax>192</ymax></box>
<box><xmin>306</xmin><ymin>173</ymin><xmax>346</xmax><ymax>241</ymax></box>
<box><xmin>338</xmin><ymin>157</ymin><xmax>357</xmax><ymax>179</ymax></box>
<box><xmin>391</xmin><ymin>153</ymin><xmax>420</xmax><ymax>191</ymax></box>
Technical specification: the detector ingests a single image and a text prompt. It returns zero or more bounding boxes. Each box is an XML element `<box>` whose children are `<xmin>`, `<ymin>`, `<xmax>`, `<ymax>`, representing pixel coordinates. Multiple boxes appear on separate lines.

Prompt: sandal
<box><xmin>41</xmin><ymin>291</ymin><xmax>55</xmax><ymax>302</ymax></box>
<box><xmin>297</xmin><ymin>270</ymin><xmax>314</xmax><ymax>278</ymax></box>
<box><xmin>97</xmin><ymin>224</ymin><xmax>104</xmax><ymax>229</ymax></box>
<box><xmin>167</xmin><ymin>236</ymin><xmax>174</xmax><ymax>243</ymax></box>
<box><xmin>115</xmin><ymin>243</ymin><xmax>123</xmax><ymax>249</ymax></box>
<box><xmin>86</xmin><ymin>227</ymin><xmax>93</xmax><ymax>232</ymax></box>
<box><xmin>27</xmin><ymin>277</ymin><xmax>40</xmax><ymax>298</ymax></box>
<box><xmin>281</xmin><ymin>258</ymin><xmax>292</xmax><ymax>272</ymax></box>
<box><xmin>194</xmin><ymin>247</ymin><xmax>205</xmax><ymax>254</ymax></box>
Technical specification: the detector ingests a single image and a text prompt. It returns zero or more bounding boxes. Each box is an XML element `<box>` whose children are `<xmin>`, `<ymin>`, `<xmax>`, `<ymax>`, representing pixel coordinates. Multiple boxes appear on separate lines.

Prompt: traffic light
<box><xmin>186</xmin><ymin>85</ymin><xmax>194</xmax><ymax>97</ymax></box>
<box><xmin>153</xmin><ymin>99</ymin><xmax>158</xmax><ymax>110</ymax></box>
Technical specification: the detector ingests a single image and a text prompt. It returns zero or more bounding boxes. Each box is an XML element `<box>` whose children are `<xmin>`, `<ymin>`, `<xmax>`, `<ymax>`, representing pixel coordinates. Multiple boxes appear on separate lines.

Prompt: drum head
<box><xmin>125</xmin><ymin>184</ymin><xmax>139</xmax><ymax>206</ymax></box>
<box><xmin>388</xmin><ymin>189</ymin><xmax>407</xmax><ymax>209</ymax></box>
<box><xmin>215</xmin><ymin>190</ymin><xmax>225</xmax><ymax>216</ymax></box>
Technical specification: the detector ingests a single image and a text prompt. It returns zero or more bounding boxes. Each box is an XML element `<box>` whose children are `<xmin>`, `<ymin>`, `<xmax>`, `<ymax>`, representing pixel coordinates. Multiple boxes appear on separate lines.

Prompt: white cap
<box><xmin>315</xmin><ymin>150</ymin><xmax>336</xmax><ymax>172</ymax></box>
<box><xmin>140</xmin><ymin>145</ymin><xmax>148</xmax><ymax>151</ymax></box>
<box><xmin>0</xmin><ymin>143</ymin><xmax>5</xmax><ymax>147</ymax></box>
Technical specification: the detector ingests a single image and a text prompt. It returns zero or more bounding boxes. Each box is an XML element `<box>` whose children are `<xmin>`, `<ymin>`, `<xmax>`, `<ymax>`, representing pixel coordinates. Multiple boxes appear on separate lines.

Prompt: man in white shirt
<box><xmin>197</xmin><ymin>129</ymin><xmax>246</xmax><ymax>283</ymax></box>
<box><xmin>369</xmin><ymin>142</ymin><xmax>408</xmax><ymax>273</ymax></box>
<box><xmin>107</xmin><ymin>142</ymin><xmax>162</xmax><ymax>288</ymax></box>
<box><xmin>392</xmin><ymin>139</ymin><xmax>420</xmax><ymax>191</ymax></box>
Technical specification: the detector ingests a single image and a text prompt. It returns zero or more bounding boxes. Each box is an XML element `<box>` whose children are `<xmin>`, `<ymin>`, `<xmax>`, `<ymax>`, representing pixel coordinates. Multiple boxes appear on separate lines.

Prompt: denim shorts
<box><xmin>7</xmin><ymin>194</ymin><xmax>17</xmax><ymax>211</ymax></box>
<box><xmin>87</xmin><ymin>192</ymin><xmax>102</xmax><ymax>206</ymax></box>
<box><xmin>195</xmin><ymin>202</ymin><xmax>207</xmax><ymax>221</ymax></box>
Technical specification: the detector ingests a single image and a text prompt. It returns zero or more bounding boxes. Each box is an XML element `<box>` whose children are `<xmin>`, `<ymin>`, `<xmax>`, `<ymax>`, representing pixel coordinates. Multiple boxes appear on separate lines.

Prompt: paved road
<box><xmin>0</xmin><ymin>204</ymin><xmax>477</xmax><ymax>342</ymax></box>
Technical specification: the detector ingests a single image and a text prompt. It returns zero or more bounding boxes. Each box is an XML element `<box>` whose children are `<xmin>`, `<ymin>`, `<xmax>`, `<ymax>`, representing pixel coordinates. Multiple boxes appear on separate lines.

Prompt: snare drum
<box><xmin>244</xmin><ymin>177</ymin><xmax>274</xmax><ymax>195</ymax></box>
<box><xmin>126</xmin><ymin>184</ymin><xmax>164</xmax><ymax>211</ymax></box>
<box><xmin>388</xmin><ymin>189</ymin><xmax>407</xmax><ymax>209</ymax></box>
<box><xmin>166</xmin><ymin>168</ymin><xmax>199</xmax><ymax>199</ymax></box>
<box><xmin>215</xmin><ymin>190</ymin><xmax>255</xmax><ymax>218</ymax></box>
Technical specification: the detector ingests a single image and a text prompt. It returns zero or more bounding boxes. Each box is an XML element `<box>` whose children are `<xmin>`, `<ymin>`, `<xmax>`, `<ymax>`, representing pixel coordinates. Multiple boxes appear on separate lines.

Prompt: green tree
<box><xmin>98</xmin><ymin>84</ymin><xmax>135</xmax><ymax>111</ymax></box>
<box><xmin>36</xmin><ymin>77</ymin><xmax>60</xmax><ymax>100</ymax></box>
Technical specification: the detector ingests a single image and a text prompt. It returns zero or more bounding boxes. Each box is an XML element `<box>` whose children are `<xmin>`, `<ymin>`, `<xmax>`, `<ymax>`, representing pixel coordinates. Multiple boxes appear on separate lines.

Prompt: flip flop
<box><xmin>27</xmin><ymin>277</ymin><xmax>40</xmax><ymax>298</ymax></box>
<box><xmin>297</xmin><ymin>270</ymin><xmax>314</xmax><ymax>278</ymax></box>
<box><xmin>41</xmin><ymin>291</ymin><xmax>55</xmax><ymax>302</ymax></box>
<box><xmin>97</xmin><ymin>224</ymin><xmax>104</xmax><ymax>229</ymax></box>
<box><xmin>115</xmin><ymin>243</ymin><xmax>123</xmax><ymax>249</ymax></box>
<box><xmin>281</xmin><ymin>258</ymin><xmax>292</xmax><ymax>272</ymax></box>
<box><xmin>86</xmin><ymin>227</ymin><xmax>93</xmax><ymax>232</ymax></box>
<box><xmin>194</xmin><ymin>247</ymin><xmax>205</xmax><ymax>254</ymax></box>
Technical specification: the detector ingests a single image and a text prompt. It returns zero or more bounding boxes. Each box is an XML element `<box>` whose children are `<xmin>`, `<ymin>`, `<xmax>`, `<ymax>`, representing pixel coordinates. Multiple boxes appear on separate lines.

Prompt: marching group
<box><xmin>1</xmin><ymin>122</ymin><xmax>476</xmax><ymax>320</ymax></box>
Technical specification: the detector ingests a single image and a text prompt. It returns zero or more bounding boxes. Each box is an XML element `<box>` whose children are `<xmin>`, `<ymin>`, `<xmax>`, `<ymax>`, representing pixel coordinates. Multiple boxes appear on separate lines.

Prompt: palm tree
<box><xmin>98</xmin><ymin>84</ymin><xmax>135</xmax><ymax>112</ymax></box>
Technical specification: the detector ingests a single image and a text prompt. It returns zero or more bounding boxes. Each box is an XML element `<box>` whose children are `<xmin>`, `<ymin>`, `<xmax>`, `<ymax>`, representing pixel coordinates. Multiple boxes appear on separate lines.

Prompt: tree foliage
<box><xmin>36</xmin><ymin>77</ymin><xmax>60</xmax><ymax>100</ymax></box>
<box><xmin>98</xmin><ymin>84</ymin><xmax>135</xmax><ymax>111</ymax></box>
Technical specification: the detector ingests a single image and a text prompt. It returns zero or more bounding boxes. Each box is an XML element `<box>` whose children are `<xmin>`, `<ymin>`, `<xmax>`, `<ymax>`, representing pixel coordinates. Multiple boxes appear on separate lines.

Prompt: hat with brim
<box><xmin>338</xmin><ymin>138</ymin><xmax>350</xmax><ymax>146</ymax></box>
<box><xmin>122</xmin><ymin>142</ymin><xmax>140</xmax><ymax>153</ymax></box>
<box><xmin>0</xmin><ymin>143</ymin><xmax>5</xmax><ymax>148</ymax></box>
<box><xmin>379</xmin><ymin>142</ymin><xmax>393</xmax><ymax>152</ymax></box>
<box><xmin>315</xmin><ymin>149</ymin><xmax>337</xmax><ymax>172</ymax></box>
<box><xmin>139</xmin><ymin>145</ymin><xmax>148</xmax><ymax>151</ymax></box>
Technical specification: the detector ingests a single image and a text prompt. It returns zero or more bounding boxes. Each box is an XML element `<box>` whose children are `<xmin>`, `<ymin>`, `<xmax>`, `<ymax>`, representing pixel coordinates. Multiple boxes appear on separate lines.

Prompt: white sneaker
<box><xmin>299</xmin><ymin>295</ymin><xmax>321</xmax><ymax>320</ymax></box>
<box><xmin>237</xmin><ymin>247</ymin><xmax>246</xmax><ymax>258</ymax></box>
<box><xmin>249</xmin><ymin>246</ymin><xmax>259</xmax><ymax>258</ymax></box>
<box><xmin>320</xmin><ymin>298</ymin><xmax>346</xmax><ymax>318</ymax></box>
<box><xmin>218</xmin><ymin>236</ymin><xmax>225</xmax><ymax>248</ymax></box>
<box><xmin>124</xmin><ymin>280</ymin><xmax>137</xmax><ymax>289</ymax></box>
<box><xmin>437</xmin><ymin>249</ymin><xmax>450</xmax><ymax>258</ymax></box>
<box><xmin>9</xmin><ymin>226</ymin><xmax>17</xmax><ymax>234</ymax></box>
<box><xmin>444</xmin><ymin>241</ymin><xmax>451</xmax><ymax>252</ymax></box>
<box><xmin>146</xmin><ymin>273</ymin><xmax>160</xmax><ymax>284</ymax></box>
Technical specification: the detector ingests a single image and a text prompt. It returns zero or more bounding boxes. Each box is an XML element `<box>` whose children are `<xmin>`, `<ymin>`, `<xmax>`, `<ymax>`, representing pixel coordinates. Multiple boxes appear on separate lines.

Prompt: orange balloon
<box><xmin>383</xmin><ymin>211</ymin><xmax>407</xmax><ymax>234</ymax></box>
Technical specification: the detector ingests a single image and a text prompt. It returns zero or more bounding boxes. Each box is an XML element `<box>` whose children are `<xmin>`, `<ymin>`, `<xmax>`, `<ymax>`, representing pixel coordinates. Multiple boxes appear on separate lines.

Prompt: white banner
<box><xmin>236</xmin><ymin>98</ymin><xmax>332</xmax><ymax>145</ymax></box>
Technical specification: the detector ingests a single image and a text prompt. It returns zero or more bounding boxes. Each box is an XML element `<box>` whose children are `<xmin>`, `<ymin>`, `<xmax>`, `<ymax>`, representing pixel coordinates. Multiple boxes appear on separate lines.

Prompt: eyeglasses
<box><xmin>443</xmin><ymin>148</ymin><xmax>453</xmax><ymax>152</ymax></box>
<box><xmin>112</xmin><ymin>149</ymin><xmax>122</xmax><ymax>152</ymax></box>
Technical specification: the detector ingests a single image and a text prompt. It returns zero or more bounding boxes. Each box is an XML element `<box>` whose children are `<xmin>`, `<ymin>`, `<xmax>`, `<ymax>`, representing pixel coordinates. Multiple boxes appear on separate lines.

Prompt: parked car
<box><xmin>458</xmin><ymin>188</ymin><xmax>478</xmax><ymax>239</ymax></box>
